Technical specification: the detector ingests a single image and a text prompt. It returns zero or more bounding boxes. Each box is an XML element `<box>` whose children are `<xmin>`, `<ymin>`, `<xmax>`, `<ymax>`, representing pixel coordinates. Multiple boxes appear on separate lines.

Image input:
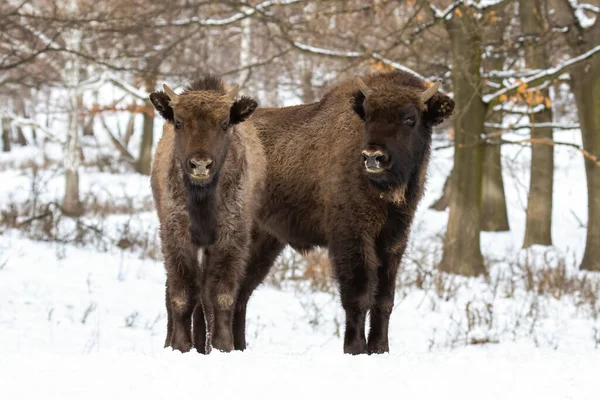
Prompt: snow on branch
<box><xmin>427</xmin><ymin>0</ymin><xmax>507</xmax><ymax>25</ymax></box>
<box><xmin>485</xmin><ymin>122</ymin><xmax>581</xmax><ymax>131</ymax></box>
<box><xmin>568</xmin><ymin>0</ymin><xmax>598</xmax><ymax>28</ymax></box>
<box><xmin>484</xmin><ymin>44</ymin><xmax>600</xmax><ymax>106</ymax></box>
<box><xmin>155</xmin><ymin>0</ymin><xmax>301</xmax><ymax>27</ymax></box>
<box><xmin>291</xmin><ymin>42</ymin><xmax>362</xmax><ymax>58</ymax></box>
<box><xmin>108</xmin><ymin>76</ymin><xmax>150</xmax><ymax>100</ymax></box>
<box><xmin>497</xmin><ymin>137</ymin><xmax>600</xmax><ymax>168</ymax></box>
<box><xmin>1</xmin><ymin>110</ymin><xmax>61</xmax><ymax>142</ymax></box>
<box><xmin>290</xmin><ymin>42</ymin><xmax>430</xmax><ymax>81</ymax></box>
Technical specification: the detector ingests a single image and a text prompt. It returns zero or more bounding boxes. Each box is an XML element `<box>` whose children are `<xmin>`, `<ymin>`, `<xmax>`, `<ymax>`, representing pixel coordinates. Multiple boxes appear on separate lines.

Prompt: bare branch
<box><xmin>484</xmin><ymin>45</ymin><xmax>600</xmax><ymax>107</ymax></box>
<box><xmin>497</xmin><ymin>137</ymin><xmax>600</xmax><ymax>168</ymax></box>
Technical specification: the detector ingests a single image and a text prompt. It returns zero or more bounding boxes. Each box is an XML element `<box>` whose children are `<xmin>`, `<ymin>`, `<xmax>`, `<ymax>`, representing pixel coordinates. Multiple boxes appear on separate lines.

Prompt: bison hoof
<box><xmin>367</xmin><ymin>342</ymin><xmax>390</xmax><ymax>354</ymax></box>
<box><xmin>212</xmin><ymin>337</ymin><xmax>234</xmax><ymax>353</ymax></box>
<box><xmin>170</xmin><ymin>341</ymin><xmax>192</xmax><ymax>353</ymax></box>
<box><xmin>343</xmin><ymin>341</ymin><xmax>368</xmax><ymax>355</ymax></box>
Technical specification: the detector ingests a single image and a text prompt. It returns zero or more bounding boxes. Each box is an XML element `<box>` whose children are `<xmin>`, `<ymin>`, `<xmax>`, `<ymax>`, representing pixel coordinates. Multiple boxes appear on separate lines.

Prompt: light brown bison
<box><xmin>149</xmin><ymin>75</ymin><xmax>264</xmax><ymax>353</ymax></box>
<box><xmin>233</xmin><ymin>70</ymin><xmax>454</xmax><ymax>354</ymax></box>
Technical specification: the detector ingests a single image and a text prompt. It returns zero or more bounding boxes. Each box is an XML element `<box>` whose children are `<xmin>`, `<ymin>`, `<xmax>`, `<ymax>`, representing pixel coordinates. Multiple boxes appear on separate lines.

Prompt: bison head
<box><xmin>352</xmin><ymin>74</ymin><xmax>454</xmax><ymax>194</ymax></box>
<box><xmin>150</xmin><ymin>83</ymin><xmax>257</xmax><ymax>189</ymax></box>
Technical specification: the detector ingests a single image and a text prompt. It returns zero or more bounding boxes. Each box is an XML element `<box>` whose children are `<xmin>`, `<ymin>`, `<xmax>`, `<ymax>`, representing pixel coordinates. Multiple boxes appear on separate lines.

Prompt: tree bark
<box><xmin>481</xmin><ymin>5</ymin><xmax>510</xmax><ymax>232</ymax></box>
<box><xmin>15</xmin><ymin>98</ymin><xmax>28</xmax><ymax>146</ymax></box>
<box><xmin>123</xmin><ymin>111</ymin><xmax>135</xmax><ymax>147</ymax></box>
<box><xmin>566</xmin><ymin>18</ymin><xmax>600</xmax><ymax>270</ymax></box>
<box><xmin>430</xmin><ymin>171</ymin><xmax>451</xmax><ymax>211</ymax></box>
<box><xmin>136</xmin><ymin>79</ymin><xmax>155</xmax><ymax>175</ymax></box>
<box><xmin>439</xmin><ymin>6</ymin><xmax>486</xmax><ymax>276</ymax></box>
<box><xmin>520</xmin><ymin>0</ymin><xmax>554</xmax><ymax>247</ymax></box>
<box><xmin>238</xmin><ymin>13</ymin><xmax>252</xmax><ymax>89</ymax></box>
<box><xmin>574</xmin><ymin>59</ymin><xmax>600</xmax><ymax>271</ymax></box>
<box><xmin>61</xmin><ymin>0</ymin><xmax>83</xmax><ymax>217</ymax></box>
<box><xmin>1</xmin><ymin>117</ymin><xmax>11</xmax><ymax>152</ymax></box>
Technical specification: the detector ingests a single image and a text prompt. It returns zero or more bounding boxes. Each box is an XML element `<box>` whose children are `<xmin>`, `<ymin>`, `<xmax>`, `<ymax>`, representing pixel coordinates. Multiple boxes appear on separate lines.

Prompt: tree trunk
<box><xmin>237</xmin><ymin>14</ymin><xmax>252</xmax><ymax>89</ymax></box>
<box><xmin>572</xmin><ymin>48</ymin><xmax>600</xmax><ymax>271</ymax></box>
<box><xmin>63</xmin><ymin>91</ymin><xmax>84</xmax><ymax>217</ymax></box>
<box><xmin>123</xmin><ymin>112</ymin><xmax>135</xmax><ymax>147</ymax></box>
<box><xmin>83</xmin><ymin>90</ymin><xmax>98</xmax><ymax>137</ymax></box>
<box><xmin>1</xmin><ymin>117</ymin><xmax>11</xmax><ymax>152</ymax></box>
<box><xmin>15</xmin><ymin>98</ymin><xmax>28</xmax><ymax>146</ymax></box>
<box><xmin>430</xmin><ymin>171</ymin><xmax>451</xmax><ymax>211</ymax></box>
<box><xmin>300</xmin><ymin>55</ymin><xmax>315</xmax><ymax>103</ymax></box>
<box><xmin>520</xmin><ymin>0</ymin><xmax>554</xmax><ymax>247</ymax></box>
<box><xmin>61</xmin><ymin>0</ymin><xmax>83</xmax><ymax>217</ymax></box>
<box><xmin>481</xmin><ymin>5</ymin><xmax>509</xmax><ymax>232</ymax></box>
<box><xmin>136</xmin><ymin>79</ymin><xmax>155</xmax><ymax>175</ymax></box>
<box><xmin>481</xmin><ymin>140</ymin><xmax>510</xmax><ymax>231</ymax></box>
<box><xmin>439</xmin><ymin>6</ymin><xmax>486</xmax><ymax>277</ymax></box>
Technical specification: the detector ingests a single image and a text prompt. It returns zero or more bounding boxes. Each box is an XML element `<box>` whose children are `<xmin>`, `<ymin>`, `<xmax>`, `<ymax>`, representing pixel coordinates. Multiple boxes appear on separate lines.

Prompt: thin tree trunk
<box><xmin>237</xmin><ymin>14</ymin><xmax>252</xmax><ymax>89</ymax></box>
<box><xmin>430</xmin><ymin>171</ymin><xmax>451</xmax><ymax>211</ymax></box>
<box><xmin>439</xmin><ymin>6</ymin><xmax>486</xmax><ymax>277</ymax></box>
<box><xmin>83</xmin><ymin>90</ymin><xmax>98</xmax><ymax>137</ymax></box>
<box><xmin>481</xmin><ymin>140</ymin><xmax>510</xmax><ymax>231</ymax></box>
<box><xmin>481</xmin><ymin>5</ymin><xmax>509</xmax><ymax>232</ymax></box>
<box><xmin>520</xmin><ymin>0</ymin><xmax>554</xmax><ymax>247</ymax></box>
<box><xmin>15</xmin><ymin>98</ymin><xmax>27</xmax><ymax>146</ymax></box>
<box><xmin>123</xmin><ymin>111</ymin><xmax>135</xmax><ymax>147</ymax></box>
<box><xmin>1</xmin><ymin>117</ymin><xmax>11</xmax><ymax>152</ymax></box>
<box><xmin>136</xmin><ymin>79</ymin><xmax>155</xmax><ymax>175</ymax></box>
<box><xmin>62</xmin><ymin>0</ymin><xmax>83</xmax><ymax>217</ymax></box>
<box><xmin>300</xmin><ymin>55</ymin><xmax>315</xmax><ymax>103</ymax></box>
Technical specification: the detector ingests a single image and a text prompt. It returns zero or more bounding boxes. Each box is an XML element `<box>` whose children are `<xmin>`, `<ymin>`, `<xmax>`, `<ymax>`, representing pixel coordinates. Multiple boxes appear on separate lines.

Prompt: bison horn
<box><xmin>354</xmin><ymin>75</ymin><xmax>372</xmax><ymax>97</ymax></box>
<box><xmin>420</xmin><ymin>81</ymin><xmax>441</xmax><ymax>103</ymax></box>
<box><xmin>228</xmin><ymin>84</ymin><xmax>240</xmax><ymax>100</ymax></box>
<box><xmin>162</xmin><ymin>84</ymin><xmax>179</xmax><ymax>101</ymax></box>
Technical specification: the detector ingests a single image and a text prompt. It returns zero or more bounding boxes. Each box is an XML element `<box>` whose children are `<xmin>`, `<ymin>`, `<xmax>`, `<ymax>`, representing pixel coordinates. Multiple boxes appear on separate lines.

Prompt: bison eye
<box><xmin>175</xmin><ymin>121</ymin><xmax>183</xmax><ymax>129</ymax></box>
<box><xmin>404</xmin><ymin>117</ymin><xmax>415</xmax><ymax>127</ymax></box>
<box><xmin>221</xmin><ymin>120</ymin><xmax>229</xmax><ymax>131</ymax></box>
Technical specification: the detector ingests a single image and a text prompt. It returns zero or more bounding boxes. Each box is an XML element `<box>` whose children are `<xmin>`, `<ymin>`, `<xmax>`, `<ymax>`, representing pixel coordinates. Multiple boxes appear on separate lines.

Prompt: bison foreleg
<box><xmin>165</xmin><ymin>270</ymin><xmax>195</xmax><ymax>353</ymax></box>
<box><xmin>200</xmin><ymin>246</ymin><xmax>247</xmax><ymax>353</ymax></box>
<box><xmin>330</xmin><ymin>243</ymin><xmax>378</xmax><ymax>355</ymax></box>
<box><xmin>367</xmin><ymin>250</ymin><xmax>403</xmax><ymax>354</ymax></box>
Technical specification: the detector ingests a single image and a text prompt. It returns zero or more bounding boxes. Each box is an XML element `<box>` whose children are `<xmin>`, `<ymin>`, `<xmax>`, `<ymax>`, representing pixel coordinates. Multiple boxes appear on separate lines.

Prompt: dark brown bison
<box><xmin>149</xmin><ymin>75</ymin><xmax>264</xmax><ymax>354</ymax></box>
<box><xmin>232</xmin><ymin>70</ymin><xmax>454</xmax><ymax>354</ymax></box>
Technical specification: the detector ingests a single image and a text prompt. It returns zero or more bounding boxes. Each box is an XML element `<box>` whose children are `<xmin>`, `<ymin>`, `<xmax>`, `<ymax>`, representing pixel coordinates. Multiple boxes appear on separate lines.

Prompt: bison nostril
<box><xmin>188</xmin><ymin>158</ymin><xmax>213</xmax><ymax>172</ymax></box>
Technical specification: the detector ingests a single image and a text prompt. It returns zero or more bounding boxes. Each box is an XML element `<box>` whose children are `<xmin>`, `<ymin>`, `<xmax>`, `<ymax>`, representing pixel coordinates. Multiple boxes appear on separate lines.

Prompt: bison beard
<box><xmin>183</xmin><ymin>173</ymin><xmax>220</xmax><ymax>248</ymax></box>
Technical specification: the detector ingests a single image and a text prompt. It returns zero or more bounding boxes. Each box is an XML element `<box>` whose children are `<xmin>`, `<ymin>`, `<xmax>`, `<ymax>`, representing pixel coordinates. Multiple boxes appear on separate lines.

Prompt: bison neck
<box><xmin>184</xmin><ymin>174</ymin><xmax>220</xmax><ymax>248</ymax></box>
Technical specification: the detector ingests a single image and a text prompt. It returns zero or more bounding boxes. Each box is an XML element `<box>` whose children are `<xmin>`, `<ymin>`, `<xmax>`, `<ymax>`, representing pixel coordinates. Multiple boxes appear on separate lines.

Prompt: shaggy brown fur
<box><xmin>232</xmin><ymin>70</ymin><xmax>454</xmax><ymax>354</ymax></box>
<box><xmin>149</xmin><ymin>75</ymin><xmax>265</xmax><ymax>354</ymax></box>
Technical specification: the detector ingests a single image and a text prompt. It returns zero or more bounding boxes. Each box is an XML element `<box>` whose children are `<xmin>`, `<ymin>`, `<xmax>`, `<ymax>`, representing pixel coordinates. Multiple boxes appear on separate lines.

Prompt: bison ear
<box><xmin>423</xmin><ymin>92</ymin><xmax>455</xmax><ymax>126</ymax></box>
<box><xmin>149</xmin><ymin>91</ymin><xmax>174</xmax><ymax>123</ymax></box>
<box><xmin>352</xmin><ymin>91</ymin><xmax>366</xmax><ymax>121</ymax></box>
<box><xmin>230</xmin><ymin>96</ymin><xmax>258</xmax><ymax>125</ymax></box>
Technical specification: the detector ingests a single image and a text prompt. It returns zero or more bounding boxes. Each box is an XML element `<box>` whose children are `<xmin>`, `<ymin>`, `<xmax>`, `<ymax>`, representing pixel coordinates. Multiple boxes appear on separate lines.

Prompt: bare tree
<box><xmin>520</xmin><ymin>0</ymin><xmax>555</xmax><ymax>247</ymax></box>
<box><xmin>551</xmin><ymin>0</ymin><xmax>600</xmax><ymax>270</ymax></box>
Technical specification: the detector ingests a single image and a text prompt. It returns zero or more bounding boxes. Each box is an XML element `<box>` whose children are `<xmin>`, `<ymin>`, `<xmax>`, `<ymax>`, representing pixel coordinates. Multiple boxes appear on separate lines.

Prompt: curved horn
<box><xmin>354</xmin><ymin>75</ymin><xmax>372</xmax><ymax>97</ymax></box>
<box><xmin>228</xmin><ymin>84</ymin><xmax>240</xmax><ymax>100</ymax></box>
<box><xmin>420</xmin><ymin>81</ymin><xmax>441</xmax><ymax>103</ymax></box>
<box><xmin>162</xmin><ymin>84</ymin><xmax>179</xmax><ymax>101</ymax></box>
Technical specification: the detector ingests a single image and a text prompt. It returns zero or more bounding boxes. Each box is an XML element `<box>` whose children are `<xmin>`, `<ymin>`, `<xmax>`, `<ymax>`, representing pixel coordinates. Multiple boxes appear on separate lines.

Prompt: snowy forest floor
<box><xmin>1</xmin><ymin>121</ymin><xmax>599</xmax><ymax>399</ymax></box>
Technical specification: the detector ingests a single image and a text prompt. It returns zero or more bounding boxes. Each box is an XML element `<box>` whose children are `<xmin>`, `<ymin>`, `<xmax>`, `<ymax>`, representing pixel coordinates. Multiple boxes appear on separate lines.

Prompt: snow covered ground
<box><xmin>1</xmin><ymin>89</ymin><xmax>599</xmax><ymax>398</ymax></box>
